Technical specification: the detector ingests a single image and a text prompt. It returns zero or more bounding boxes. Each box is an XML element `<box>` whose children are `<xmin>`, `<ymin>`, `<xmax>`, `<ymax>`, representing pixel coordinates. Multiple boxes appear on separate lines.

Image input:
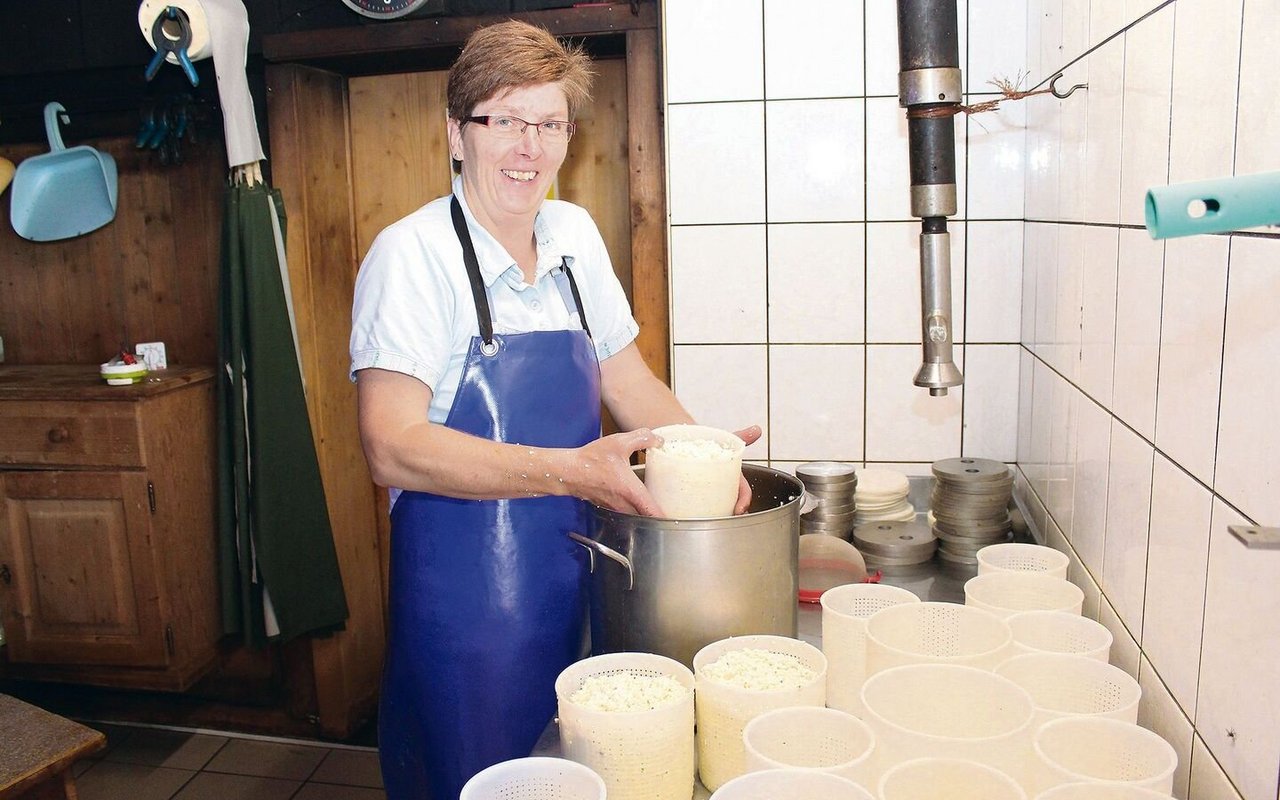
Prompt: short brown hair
<box><xmin>448</xmin><ymin>20</ymin><xmax>595</xmax><ymax>121</ymax></box>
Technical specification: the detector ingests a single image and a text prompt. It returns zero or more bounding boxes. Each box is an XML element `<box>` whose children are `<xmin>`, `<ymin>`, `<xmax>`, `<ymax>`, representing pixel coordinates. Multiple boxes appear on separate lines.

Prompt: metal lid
<box><xmin>797</xmin><ymin>461</ymin><xmax>859</xmax><ymax>482</ymax></box>
<box><xmin>854</xmin><ymin>519</ymin><xmax>937</xmax><ymax>559</ymax></box>
<box><xmin>932</xmin><ymin>457</ymin><xmax>1013</xmax><ymax>483</ymax></box>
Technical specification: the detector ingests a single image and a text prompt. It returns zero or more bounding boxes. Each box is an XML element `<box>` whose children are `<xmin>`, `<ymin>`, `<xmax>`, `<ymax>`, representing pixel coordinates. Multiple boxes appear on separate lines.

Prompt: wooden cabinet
<box><xmin>0</xmin><ymin>365</ymin><xmax>219</xmax><ymax>691</ymax></box>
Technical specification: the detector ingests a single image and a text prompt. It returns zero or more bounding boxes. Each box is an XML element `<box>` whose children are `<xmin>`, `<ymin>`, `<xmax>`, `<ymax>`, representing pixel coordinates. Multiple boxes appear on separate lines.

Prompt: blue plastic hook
<box><xmin>144</xmin><ymin>7</ymin><xmax>199</xmax><ymax>87</ymax></box>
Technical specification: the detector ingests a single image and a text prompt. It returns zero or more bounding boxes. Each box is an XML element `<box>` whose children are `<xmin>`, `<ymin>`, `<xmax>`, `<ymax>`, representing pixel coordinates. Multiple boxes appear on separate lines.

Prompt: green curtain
<box><xmin>217</xmin><ymin>181</ymin><xmax>349</xmax><ymax>648</ymax></box>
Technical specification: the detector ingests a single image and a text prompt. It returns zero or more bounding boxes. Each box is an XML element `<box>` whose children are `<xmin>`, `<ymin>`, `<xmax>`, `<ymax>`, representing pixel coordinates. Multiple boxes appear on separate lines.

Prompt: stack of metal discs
<box><xmin>853</xmin><ymin>518</ymin><xmax>936</xmax><ymax>570</ymax></box>
<box><xmin>930</xmin><ymin>457</ymin><xmax>1015</xmax><ymax>566</ymax></box>
<box><xmin>853</xmin><ymin>468</ymin><xmax>915</xmax><ymax>524</ymax></box>
<box><xmin>796</xmin><ymin>462</ymin><xmax>858</xmax><ymax>540</ymax></box>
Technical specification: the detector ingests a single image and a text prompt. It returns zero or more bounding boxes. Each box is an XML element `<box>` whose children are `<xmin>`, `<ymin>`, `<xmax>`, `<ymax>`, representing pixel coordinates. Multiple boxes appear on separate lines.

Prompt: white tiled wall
<box><xmin>1012</xmin><ymin>2</ymin><xmax>1280</xmax><ymax>799</ymax></box>
<box><xmin>663</xmin><ymin>2</ymin><xmax>1278</xmax><ymax>798</ymax></box>
<box><xmin>662</xmin><ymin>0</ymin><xmax>1024</xmax><ymax>471</ymax></box>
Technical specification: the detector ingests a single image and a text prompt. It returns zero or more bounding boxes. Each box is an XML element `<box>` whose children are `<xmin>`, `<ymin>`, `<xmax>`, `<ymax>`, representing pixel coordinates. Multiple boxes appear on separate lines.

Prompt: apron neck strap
<box><xmin>556</xmin><ymin>261</ymin><xmax>593</xmax><ymax>341</ymax></box>
<box><xmin>450</xmin><ymin>195</ymin><xmax>494</xmax><ymax>346</ymax></box>
<box><xmin>450</xmin><ymin>194</ymin><xmax>595</xmax><ymax>344</ymax></box>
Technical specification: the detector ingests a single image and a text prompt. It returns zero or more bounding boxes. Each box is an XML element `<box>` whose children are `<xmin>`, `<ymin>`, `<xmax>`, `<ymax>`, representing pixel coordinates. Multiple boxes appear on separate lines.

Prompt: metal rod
<box><xmin>897</xmin><ymin>0</ymin><xmax>964</xmax><ymax>395</ymax></box>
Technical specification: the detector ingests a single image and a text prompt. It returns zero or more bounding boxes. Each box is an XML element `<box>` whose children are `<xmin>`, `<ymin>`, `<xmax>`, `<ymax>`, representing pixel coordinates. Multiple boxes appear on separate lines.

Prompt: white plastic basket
<box><xmin>693</xmin><ymin>635</ymin><xmax>827</xmax><ymax>792</ymax></box>
<box><xmin>859</xmin><ymin>663</ymin><xmax>1034</xmax><ymax>786</ymax></box>
<box><xmin>555</xmin><ymin>652</ymin><xmax>695</xmax><ymax>800</ymax></box>
<box><xmin>864</xmin><ymin>601</ymin><xmax>1013</xmax><ymax>676</ymax></box>
<box><xmin>743</xmin><ymin>706</ymin><xmax>876</xmax><ymax>789</ymax></box>
<box><xmin>1006</xmin><ymin>610</ymin><xmax>1113</xmax><ymax>661</ymax></box>
<box><xmin>964</xmin><ymin>572</ymin><xmax>1085</xmax><ymax>619</ymax></box>
<box><xmin>879</xmin><ymin>757</ymin><xmax>1027</xmax><ymax>800</ymax></box>
<box><xmin>1035</xmin><ymin>782</ymin><xmax>1176</xmax><ymax>799</ymax></box>
<box><xmin>459</xmin><ymin>757</ymin><xmax>607</xmax><ymax>800</ymax></box>
<box><xmin>1032</xmin><ymin>717</ymin><xmax>1178</xmax><ymax>795</ymax></box>
<box><xmin>977</xmin><ymin>542</ymin><xmax>1070</xmax><ymax>579</ymax></box>
<box><xmin>995</xmin><ymin>653</ymin><xmax>1141</xmax><ymax>727</ymax></box>
<box><xmin>820</xmin><ymin>583</ymin><xmax>921</xmax><ymax>715</ymax></box>
<box><xmin>709</xmin><ymin>768</ymin><xmax>874</xmax><ymax>800</ymax></box>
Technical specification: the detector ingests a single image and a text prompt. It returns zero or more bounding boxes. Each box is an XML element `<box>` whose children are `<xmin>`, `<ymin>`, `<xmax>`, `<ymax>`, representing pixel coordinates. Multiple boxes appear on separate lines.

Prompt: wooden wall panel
<box><xmin>349</xmin><ymin>71</ymin><xmax>453</xmax><ymax>258</ymax></box>
<box><xmin>560</xmin><ymin>58</ymin><xmax>631</xmax><ymax>298</ymax></box>
<box><xmin>266</xmin><ymin>62</ymin><xmax>383</xmax><ymax>739</ymax></box>
<box><xmin>347</xmin><ymin>61</ymin><xmax>634</xmax><ymax>300</ymax></box>
<box><xmin>0</xmin><ymin>137</ymin><xmax>224</xmax><ymax>367</ymax></box>
<box><xmin>625</xmin><ymin>27</ymin><xmax>669</xmax><ymax>383</ymax></box>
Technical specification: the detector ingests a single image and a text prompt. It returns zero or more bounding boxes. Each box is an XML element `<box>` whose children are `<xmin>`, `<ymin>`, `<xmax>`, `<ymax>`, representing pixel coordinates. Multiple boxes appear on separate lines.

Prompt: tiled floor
<box><xmin>70</xmin><ymin>722</ymin><xmax>384</xmax><ymax>800</ymax></box>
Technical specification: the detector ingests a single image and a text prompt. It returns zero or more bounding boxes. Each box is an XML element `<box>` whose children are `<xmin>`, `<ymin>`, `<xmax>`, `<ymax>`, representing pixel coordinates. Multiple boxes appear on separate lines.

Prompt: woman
<box><xmin>349</xmin><ymin>20</ymin><xmax>758</xmax><ymax>800</ymax></box>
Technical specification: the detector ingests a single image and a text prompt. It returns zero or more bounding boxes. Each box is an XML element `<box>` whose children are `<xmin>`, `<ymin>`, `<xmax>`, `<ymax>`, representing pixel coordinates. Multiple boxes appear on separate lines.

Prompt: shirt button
<box><xmin>530</xmin><ymin>300</ymin><xmax>542</xmax><ymax>311</ymax></box>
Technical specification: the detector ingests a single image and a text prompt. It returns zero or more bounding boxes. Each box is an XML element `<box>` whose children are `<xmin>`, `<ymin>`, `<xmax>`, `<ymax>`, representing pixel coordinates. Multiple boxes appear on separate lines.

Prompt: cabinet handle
<box><xmin>0</xmin><ymin>564</ymin><xmax>10</xmax><ymax>585</ymax></box>
<box><xmin>47</xmin><ymin>426</ymin><xmax>70</xmax><ymax>444</ymax></box>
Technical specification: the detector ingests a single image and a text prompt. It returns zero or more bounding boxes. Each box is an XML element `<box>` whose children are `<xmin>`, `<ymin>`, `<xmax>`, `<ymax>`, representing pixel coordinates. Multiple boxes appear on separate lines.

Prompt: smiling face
<box><xmin>448</xmin><ymin>82</ymin><xmax>570</xmax><ymax>237</ymax></box>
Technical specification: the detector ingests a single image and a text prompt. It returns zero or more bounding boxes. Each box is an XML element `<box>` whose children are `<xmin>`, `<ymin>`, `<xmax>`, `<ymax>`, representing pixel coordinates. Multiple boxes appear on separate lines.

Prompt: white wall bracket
<box><xmin>1228</xmin><ymin>525</ymin><xmax>1280</xmax><ymax>550</ymax></box>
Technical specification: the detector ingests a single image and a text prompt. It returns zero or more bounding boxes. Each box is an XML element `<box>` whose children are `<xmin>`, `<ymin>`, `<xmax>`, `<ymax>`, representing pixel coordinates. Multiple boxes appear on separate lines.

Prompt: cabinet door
<box><xmin>0</xmin><ymin>471</ymin><xmax>168</xmax><ymax>667</ymax></box>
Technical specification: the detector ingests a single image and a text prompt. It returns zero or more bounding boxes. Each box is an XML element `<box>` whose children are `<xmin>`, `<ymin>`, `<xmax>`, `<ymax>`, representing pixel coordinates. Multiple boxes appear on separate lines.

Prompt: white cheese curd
<box><xmin>700</xmin><ymin>648</ymin><xmax>817</xmax><ymax>692</ymax></box>
<box><xmin>657</xmin><ymin>437</ymin><xmax>738</xmax><ymax>461</ymax></box>
<box><xmin>645</xmin><ymin>424</ymin><xmax>745</xmax><ymax>518</ymax></box>
<box><xmin>568</xmin><ymin>671</ymin><xmax>690</xmax><ymax>712</ymax></box>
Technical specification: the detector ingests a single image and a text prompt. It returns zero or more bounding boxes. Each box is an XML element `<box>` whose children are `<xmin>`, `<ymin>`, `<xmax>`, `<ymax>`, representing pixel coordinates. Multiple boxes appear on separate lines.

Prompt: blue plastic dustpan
<box><xmin>10</xmin><ymin>102</ymin><xmax>119</xmax><ymax>242</ymax></box>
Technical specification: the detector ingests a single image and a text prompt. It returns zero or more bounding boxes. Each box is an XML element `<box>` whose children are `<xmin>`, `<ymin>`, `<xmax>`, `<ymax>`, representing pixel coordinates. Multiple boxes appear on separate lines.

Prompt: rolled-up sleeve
<box><xmin>349</xmin><ymin>225</ymin><xmax>455</xmax><ymax>390</ymax></box>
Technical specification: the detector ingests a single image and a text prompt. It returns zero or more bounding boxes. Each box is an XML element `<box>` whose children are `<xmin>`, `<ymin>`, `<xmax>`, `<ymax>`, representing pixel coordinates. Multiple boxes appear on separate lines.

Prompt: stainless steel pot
<box><xmin>569</xmin><ymin>464</ymin><xmax>804</xmax><ymax>667</ymax></box>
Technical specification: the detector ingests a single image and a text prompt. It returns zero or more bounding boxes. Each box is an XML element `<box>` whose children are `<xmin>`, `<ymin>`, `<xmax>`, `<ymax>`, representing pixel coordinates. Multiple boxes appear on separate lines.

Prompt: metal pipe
<box><xmin>897</xmin><ymin>0</ymin><xmax>964</xmax><ymax>395</ymax></box>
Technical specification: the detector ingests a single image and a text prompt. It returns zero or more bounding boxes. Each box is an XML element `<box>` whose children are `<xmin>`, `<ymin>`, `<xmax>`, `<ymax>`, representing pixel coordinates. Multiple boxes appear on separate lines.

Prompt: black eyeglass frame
<box><xmin>462</xmin><ymin>115</ymin><xmax>576</xmax><ymax>141</ymax></box>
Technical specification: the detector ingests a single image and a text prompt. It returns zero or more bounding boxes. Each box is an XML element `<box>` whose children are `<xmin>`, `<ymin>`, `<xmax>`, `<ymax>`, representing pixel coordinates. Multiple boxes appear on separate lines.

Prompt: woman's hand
<box><xmin>732</xmin><ymin>425</ymin><xmax>763</xmax><ymax>515</ymax></box>
<box><xmin>566</xmin><ymin>429</ymin><xmax>664</xmax><ymax>516</ymax></box>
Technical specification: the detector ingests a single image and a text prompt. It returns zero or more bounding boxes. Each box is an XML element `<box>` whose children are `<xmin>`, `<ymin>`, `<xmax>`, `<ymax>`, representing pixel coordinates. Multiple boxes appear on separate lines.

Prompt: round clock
<box><xmin>341</xmin><ymin>0</ymin><xmax>432</xmax><ymax>19</ymax></box>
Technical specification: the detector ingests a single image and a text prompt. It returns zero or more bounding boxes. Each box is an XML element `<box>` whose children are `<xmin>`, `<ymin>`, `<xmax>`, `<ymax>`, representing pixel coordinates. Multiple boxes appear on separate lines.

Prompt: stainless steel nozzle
<box><xmin>914</xmin><ymin>231</ymin><xmax>963</xmax><ymax>396</ymax></box>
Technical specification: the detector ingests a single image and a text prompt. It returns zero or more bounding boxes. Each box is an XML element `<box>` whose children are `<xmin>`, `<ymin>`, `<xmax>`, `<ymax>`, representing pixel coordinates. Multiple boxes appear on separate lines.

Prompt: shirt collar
<box><xmin>452</xmin><ymin>176</ymin><xmax>571</xmax><ymax>288</ymax></box>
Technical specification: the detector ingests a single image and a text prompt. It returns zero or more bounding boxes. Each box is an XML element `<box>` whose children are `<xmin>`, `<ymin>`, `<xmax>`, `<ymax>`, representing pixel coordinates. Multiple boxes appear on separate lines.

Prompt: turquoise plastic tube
<box><xmin>1145</xmin><ymin>171</ymin><xmax>1280</xmax><ymax>239</ymax></box>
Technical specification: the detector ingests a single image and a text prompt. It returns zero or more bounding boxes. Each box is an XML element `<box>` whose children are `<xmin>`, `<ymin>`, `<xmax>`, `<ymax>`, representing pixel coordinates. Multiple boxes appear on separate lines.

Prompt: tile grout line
<box><xmin>861</xmin><ymin>0</ymin><xmax>869</xmax><ymax>466</ymax></box>
<box><xmin>80</xmin><ymin>718</ymin><xmax>379</xmax><ymax>752</ymax></box>
<box><xmin>1187</xmin><ymin>0</ymin><xmax>1251</xmax><ymax>768</ymax></box>
<box><xmin>760</xmin><ymin>0</ymin><xmax>771</xmax><ymax>464</ymax></box>
<box><xmin>1137</xmin><ymin>0</ymin><xmax>1178</xmax><ymax>703</ymax></box>
<box><xmin>1021</xmin><ymin>342</ymin><xmax>1256</xmax><ymax>527</ymax></box>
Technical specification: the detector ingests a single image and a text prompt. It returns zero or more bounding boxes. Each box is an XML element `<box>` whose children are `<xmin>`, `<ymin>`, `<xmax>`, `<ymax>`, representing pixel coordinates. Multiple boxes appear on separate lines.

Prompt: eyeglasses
<box><xmin>464</xmin><ymin>115</ymin><xmax>576</xmax><ymax>143</ymax></box>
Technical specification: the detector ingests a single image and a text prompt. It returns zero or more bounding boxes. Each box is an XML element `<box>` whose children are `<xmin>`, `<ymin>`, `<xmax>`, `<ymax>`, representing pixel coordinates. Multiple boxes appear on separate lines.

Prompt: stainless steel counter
<box><xmin>531</xmin><ymin>471</ymin><xmax>1033</xmax><ymax>795</ymax></box>
<box><xmin>534</xmin><ymin>556</ymin><xmax>978</xmax><ymax>798</ymax></box>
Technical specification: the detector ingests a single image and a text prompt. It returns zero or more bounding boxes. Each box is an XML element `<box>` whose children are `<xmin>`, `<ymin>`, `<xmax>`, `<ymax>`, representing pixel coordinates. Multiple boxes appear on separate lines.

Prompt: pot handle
<box><xmin>567</xmin><ymin>532</ymin><xmax>634</xmax><ymax>591</ymax></box>
<box><xmin>799</xmin><ymin>488</ymin><xmax>819</xmax><ymax>515</ymax></box>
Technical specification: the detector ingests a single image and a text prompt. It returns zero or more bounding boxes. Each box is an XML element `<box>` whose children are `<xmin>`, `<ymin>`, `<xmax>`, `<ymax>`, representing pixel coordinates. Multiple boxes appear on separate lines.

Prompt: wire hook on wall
<box><xmin>1030</xmin><ymin>0</ymin><xmax>1176</xmax><ymax>95</ymax></box>
<box><xmin>1048</xmin><ymin>73</ymin><xmax>1088</xmax><ymax>100</ymax></box>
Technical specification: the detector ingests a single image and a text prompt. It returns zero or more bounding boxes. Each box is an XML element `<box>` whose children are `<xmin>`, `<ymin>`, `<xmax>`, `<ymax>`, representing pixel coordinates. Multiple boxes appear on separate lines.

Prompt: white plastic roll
<box><xmin>138</xmin><ymin>0</ymin><xmax>213</xmax><ymax>63</ymax></box>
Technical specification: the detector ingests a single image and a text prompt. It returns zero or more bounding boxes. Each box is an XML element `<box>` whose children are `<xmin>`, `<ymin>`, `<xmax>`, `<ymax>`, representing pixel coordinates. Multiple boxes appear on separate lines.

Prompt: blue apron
<box><xmin>378</xmin><ymin>197</ymin><xmax>600</xmax><ymax>800</ymax></box>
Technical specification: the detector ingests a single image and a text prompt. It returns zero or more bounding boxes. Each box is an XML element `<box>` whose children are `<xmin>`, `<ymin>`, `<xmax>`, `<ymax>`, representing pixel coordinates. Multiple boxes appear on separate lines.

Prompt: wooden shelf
<box><xmin>0</xmin><ymin>365</ymin><xmax>215</xmax><ymax>402</ymax></box>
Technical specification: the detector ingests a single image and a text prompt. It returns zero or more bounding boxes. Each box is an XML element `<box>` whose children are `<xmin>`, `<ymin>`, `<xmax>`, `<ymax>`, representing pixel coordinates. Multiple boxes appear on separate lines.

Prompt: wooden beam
<box><xmin>265</xmin><ymin>62</ymin><xmax>384</xmax><ymax>739</ymax></box>
<box><xmin>625</xmin><ymin>26</ymin><xmax>670</xmax><ymax>384</ymax></box>
<box><xmin>264</xmin><ymin>2</ymin><xmax>656</xmax><ymax>66</ymax></box>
